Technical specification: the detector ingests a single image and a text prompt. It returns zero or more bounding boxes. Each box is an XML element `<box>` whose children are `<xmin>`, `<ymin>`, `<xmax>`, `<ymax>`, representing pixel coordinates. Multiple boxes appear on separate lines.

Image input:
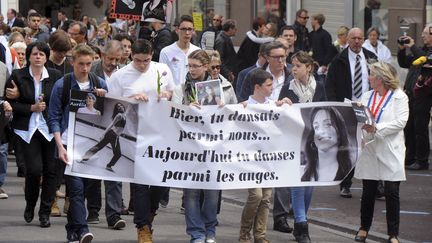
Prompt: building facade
<box><xmin>1</xmin><ymin>0</ymin><xmax>430</xmax><ymax>52</ymax></box>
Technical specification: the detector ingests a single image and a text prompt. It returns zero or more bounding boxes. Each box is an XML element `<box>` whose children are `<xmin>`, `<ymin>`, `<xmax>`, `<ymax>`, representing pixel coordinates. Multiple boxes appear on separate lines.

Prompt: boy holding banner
<box><xmin>108</xmin><ymin>38</ymin><xmax>174</xmax><ymax>243</ymax></box>
<box><xmin>239</xmin><ymin>69</ymin><xmax>291</xmax><ymax>243</ymax></box>
<box><xmin>48</xmin><ymin>44</ymin><xmax>108</xmax><ymax>243</ymax></box>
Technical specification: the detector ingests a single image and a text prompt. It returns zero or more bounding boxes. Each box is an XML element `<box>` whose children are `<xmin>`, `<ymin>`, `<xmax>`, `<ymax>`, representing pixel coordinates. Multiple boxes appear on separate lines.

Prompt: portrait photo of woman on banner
<box><xmin>300</xmin><ymin>106</ymin><xmax>357</xmax><ymax>182</ymax></box>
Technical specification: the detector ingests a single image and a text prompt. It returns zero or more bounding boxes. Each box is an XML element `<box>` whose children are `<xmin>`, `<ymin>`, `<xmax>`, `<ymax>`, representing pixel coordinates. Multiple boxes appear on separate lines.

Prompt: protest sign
<box><xmin>67</xmin><ymin>97</ymin><xmax>361</xmax><ymax>189</ymax></box>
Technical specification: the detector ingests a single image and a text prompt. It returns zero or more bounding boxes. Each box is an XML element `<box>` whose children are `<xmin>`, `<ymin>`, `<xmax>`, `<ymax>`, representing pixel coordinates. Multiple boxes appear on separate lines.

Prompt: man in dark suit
<box><xmin>325</xmin><ymin>27</ymin><xmax>377</xmax><ymax>198</ymax></box>
<box><xmin>6</xmin><ymin>8</ymin><xmax>25</xmax><ymax>32</ymax></box>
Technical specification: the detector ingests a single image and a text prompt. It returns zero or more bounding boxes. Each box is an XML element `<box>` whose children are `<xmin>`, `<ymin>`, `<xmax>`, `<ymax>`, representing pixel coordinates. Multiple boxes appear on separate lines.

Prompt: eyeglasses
<box><xmin>211</xmin><ymin>65</ymin><xmax>221</xmax><ymax>70</ymax></box>
<box><xmin>188</xmin><ymin>64</ymin><xmax>203</xmax><ymax>69</ymax></box>
<box><xmin>179</xmin><ymin>27</ymin><xmax>194</xmax><ymax>33</ymax></box>
<box><xmin>299</xmin><ymin>16</ymin><xmax>309</xmax><ymax>20</ymax></box>
<box><xmin>213</xmin><ymin>19</ymin><xmax>221</xmax><ymax>22</ymax></box>
<box><xmin>268</xmin><ymin>55</ymin><xmax>287</xmax><ymax>61</ymax></box>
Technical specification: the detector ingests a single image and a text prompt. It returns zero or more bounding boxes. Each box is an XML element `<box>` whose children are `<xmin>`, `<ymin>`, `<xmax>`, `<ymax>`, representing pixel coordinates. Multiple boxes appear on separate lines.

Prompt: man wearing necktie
<box><xmin>325</xmin><ymin>27</ymin><xmax>377</xmax><ymax>198</ymax></box>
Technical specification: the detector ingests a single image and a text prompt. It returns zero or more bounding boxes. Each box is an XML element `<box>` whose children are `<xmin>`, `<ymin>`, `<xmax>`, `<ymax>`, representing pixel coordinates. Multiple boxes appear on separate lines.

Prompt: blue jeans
<box><xmin>0</xmin><ymin>143</ymin><xmax>8</xmax><ymax>187</ymax></box>
<box><xmin>291</xmin><ymin>186</ymin><xmax>314</xmax><ymax>223</ymax></box>
<box><xmin>105</xmin><ymin>180</ymin><xmax>122</xmax><ymax>224</ymax></box>
<box><xmin>65</xmin><ymin>175</ymin><xmax>90</xmax><ymax>241</ymax></box>
<box><xmin>184</xmin><ymin>189</ymin><xmax>219</xmax><ymax>242</ymax></box>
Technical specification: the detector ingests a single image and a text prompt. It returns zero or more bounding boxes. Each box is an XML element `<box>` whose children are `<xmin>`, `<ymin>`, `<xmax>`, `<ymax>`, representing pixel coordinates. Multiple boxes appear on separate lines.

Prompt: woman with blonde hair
<box><xmin>91</xmin><ymin>22</ymin><xmax>112</xmax><ymax>47</ymax></box>
<box><xmin>354</xmin><ymin>62</ymin><xmax>408</xmax><ymax>243</ymax></box>
<box><xmin>205</xmin><ymin>50</ymin><xmax>237</xmax><ymax>104</ymax></box>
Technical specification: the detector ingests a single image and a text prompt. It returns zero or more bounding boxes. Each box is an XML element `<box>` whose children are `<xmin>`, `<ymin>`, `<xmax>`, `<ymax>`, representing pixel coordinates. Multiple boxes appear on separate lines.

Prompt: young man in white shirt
<box><xmin>108</xmin><ymin>39</ymin><xmax>175</xmax><ymax>243</ymax></box>
<box><xmin>159</xmin><ymin>15</ymin><xmax>200</xmax><ymax>86</ymax></box>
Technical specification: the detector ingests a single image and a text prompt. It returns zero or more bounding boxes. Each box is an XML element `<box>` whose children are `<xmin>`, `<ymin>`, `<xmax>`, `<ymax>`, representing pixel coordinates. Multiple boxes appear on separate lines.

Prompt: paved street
<box><xmin>0</xmin><ymin>154</ymin><xmax>430</xmax><ymax>243</ymax></box>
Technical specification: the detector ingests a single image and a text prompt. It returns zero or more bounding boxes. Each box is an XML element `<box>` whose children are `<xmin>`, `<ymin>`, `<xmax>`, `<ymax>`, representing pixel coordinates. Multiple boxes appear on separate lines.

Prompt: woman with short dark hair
<box><xmin>5</xmin><ymin>41</ymin><xmax>62</xmax><ymax>227</ymax></box>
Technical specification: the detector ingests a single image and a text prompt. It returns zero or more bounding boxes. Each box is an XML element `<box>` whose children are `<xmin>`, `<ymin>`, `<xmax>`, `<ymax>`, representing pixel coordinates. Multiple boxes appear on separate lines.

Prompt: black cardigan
<box><xmin>5</xmin><ymin>66</ymin><xmax>62</xmax><ymax>131</ymax></box>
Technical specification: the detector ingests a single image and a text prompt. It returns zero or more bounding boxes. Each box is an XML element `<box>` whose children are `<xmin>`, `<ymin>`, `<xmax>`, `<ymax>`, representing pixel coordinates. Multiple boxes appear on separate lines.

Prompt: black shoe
<box><xmin>108</xmin><ymin>216</ymin><xmax>126</xmax><ymax>230</ymax></box>
<box><xmin>406</xmin><ymin>162</ymin><xmax>429</xmax><ymax>170</ymax></box>
<box><xmin>24</xmin><ymin>205</ymin><xmax>34</xmax><ymax>223</ymax></box>
<box><xmin>79</xmin><ymin>232</ymin><xmax>94</xmax><ymax>243</ymax></box>
<box><xmin>273</xmin><ymin>217</ymin><xmax>293</xmax><ymax>233</ymax></box>
<box><xmin>39</xmin><ymin>216</ymin><xmax>51</xmax><ymax>228</ymax></box>
<box><xmin>86</xmin><ymin>215</ymin><xmax>99</xmax><ymax>224</ymax></box>
<box><xmin>354</xmin><ymin>229</ymin><xmax>368</xmax><ymax>242</ymax></box>
<box><xmin>340</xmin><ymin>187</ymin><xmax>352</xmax><ymax>198</ymax></box>
<box><xmin>293</xmin><ymin>222</ymin><xmax>311</xmax><ymax>243</ymax></box>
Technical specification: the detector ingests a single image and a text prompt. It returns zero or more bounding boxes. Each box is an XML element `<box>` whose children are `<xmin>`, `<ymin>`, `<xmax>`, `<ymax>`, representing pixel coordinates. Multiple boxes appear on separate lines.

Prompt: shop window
<box><xmin>176</xmin><ymin>0</ymin><xmax>230</xmax><ymax>32</ymax></box>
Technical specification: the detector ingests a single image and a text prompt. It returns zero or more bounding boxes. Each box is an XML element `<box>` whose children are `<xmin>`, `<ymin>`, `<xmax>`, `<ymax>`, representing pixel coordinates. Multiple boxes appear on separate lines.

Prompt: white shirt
<box><xmin>159</xmin><ymin>42</ymin><xmax>200</xmax><ymax>85</ymax></box>
<box><xmin>108</xmin><ymin>61</ymin><xmax>175</xmax><ymax>98</ymax></box>
<box><xmin>362</xmin><ymin>39</ymin><xmax>392</xmax><ymax>64</ymax></box>
<box><xmin>14</xmin><ymin>67</ymin><xmax>53</xmax><ymax>143</ymax></box>
<box><xmin>348</xmin><ymin>48</ymin><xmax>369</xmax><ymax>101</ymax></box>
<box><xmin>247</xmin><ymin>96</ymin><xmax>275</xmax><ymax>105</ymax></box>
<box><xmin>265</xmin><ymin>66</ymin><xmax>285</xmax><ymax>101</ymax></box>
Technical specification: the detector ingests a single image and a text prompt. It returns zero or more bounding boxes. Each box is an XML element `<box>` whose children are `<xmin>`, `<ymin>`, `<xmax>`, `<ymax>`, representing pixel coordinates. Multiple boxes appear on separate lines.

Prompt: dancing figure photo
<box><xmin>80</xmin><ymin>102</ymin><xmax>127</xmax><ymax>172</ymax></box>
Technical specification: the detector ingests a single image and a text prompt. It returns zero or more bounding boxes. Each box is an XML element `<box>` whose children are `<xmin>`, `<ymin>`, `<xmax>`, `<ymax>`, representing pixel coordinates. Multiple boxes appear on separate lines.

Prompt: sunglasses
<box><xmin>211</xmin><ymin>65</ymin><xmax>221</xmax><ymax>70</ymax></box>
<box><xmin>299</xmin><ymin>16</ymin><xmax>309</xmax><ymax>20</ymax></box>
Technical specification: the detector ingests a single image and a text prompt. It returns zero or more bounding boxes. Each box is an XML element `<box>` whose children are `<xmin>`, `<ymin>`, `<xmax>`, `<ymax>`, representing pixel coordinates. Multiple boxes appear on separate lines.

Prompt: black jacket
<box><xmin>5</xmin><ymin>67</ymin><xmax>62</xmax><ymax>131</ymax></box>
<box><xmin>236</xmin><ymin>31</ymin><xmax>260</xmax><ymax>73</ymax></box>
<box><xmin>214</xmin><ymin>32</ymin><xmax>238</xmax><ymax>78</ymax></box>
<box><xmin>310</xmin><ymin>26</ymin><xmax>337</xmax><ymax>66</ymax></box>
<box><xmin>325</xmin><ymin>47</ymin><xmax>377</xmax><ymax>101</ymax></box>
<box><xmin>152</xmin><ymin>27</ymin><xmax>173</xmax><ymax>62</ymax></box>
<box><xmin>397</xmin><ymin>45</ymin><xmax>432</xmax><ymax>97</ymax></box>
<box><xmin>293</xmin><ymin>21</ymin><xmax>310</xmax><ymax>52</ymax></box>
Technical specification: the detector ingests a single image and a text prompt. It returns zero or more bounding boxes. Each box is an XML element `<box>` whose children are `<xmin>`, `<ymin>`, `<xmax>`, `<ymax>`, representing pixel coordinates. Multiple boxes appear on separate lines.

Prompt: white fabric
<box><xmin>288</xmin><ymin>75</ymin><xmax>317</xmax><ymax>103</ymax></box>
<box><xmin>265</xmin><ymin>66</ymin><xmax>285</xmax><ymax>101</ymax></box>
<box><xmin>348</xmin><ymin>48</ymin><xmax>369</xmax><ymax>101</ymax></box>
<box><xmin>362</xmin><ymin>39</ymin><xmax>392</xmax><ymax>64</ymax></box>
<box><xmin>246</xmin><ymin>31</ymin><xmax>274</xmax><ymax>44</ymax></box>
<box><xmin>246</xmin><ymin>96</ymin><xmax>275</xmax><ymax>105</ymax></box>
<box><xmin>159</xmin><ymin>42</ymin><xmax>200</xmax><ymax>85</ymax></box>
<box><xmin>77</xmin><ymin>107</ymin><xmax>100</xmax><ymax>115</ymax></box>
<box><xmin>354</xmin><ymin>88</ymin><xmax>408</xmax><ymax>181</ymax></box>
<box><xmin>108</xmin><ymin>61</ymin><xmax>175</xmax><ymax>99</ymax></box>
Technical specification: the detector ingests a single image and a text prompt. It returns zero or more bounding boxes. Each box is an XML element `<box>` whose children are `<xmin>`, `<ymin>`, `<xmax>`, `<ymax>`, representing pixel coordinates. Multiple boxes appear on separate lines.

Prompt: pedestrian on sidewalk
<box><xmin>239</xmin><ymin>69</ymin><xmax>291</xmax><ymax>243</ymax></box>
<box><xmin>5</xmin><ymin>41</ymin><xmax>62</xmax><ymax>228</ymax></box>
<box><xmin>278</xmin><ymin>51</ymin><xmax>326</xmax><ymax>243</ymax></box>
<box><xmin>108</xmin><ymin>38</ymin><xmax>175</xmax><ymax>243</ymax></box>
<box><xmin>354</xmin><ymin>61</ymin><xmax>408</xmax><ymax>243</ymax></box>
<box><xmin>48</xmin><ymin>44</ymin><xmax>108</xmax><ymax>243</ymax></box>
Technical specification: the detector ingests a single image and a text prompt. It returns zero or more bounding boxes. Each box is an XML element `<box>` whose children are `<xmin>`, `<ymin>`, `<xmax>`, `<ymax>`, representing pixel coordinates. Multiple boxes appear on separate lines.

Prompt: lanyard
<box><xmin>367</xmin><ymin>90</ymin><xmax>394</xmax><ymax>123</ymax></box>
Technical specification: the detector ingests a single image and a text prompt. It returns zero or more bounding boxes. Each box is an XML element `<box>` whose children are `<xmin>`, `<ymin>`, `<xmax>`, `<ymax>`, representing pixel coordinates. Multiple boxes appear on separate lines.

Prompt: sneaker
<box><xmin>50</xmin><ymin>198</ymin><xmax>61</xmax><ymax>217</ymax></box>
<box><xmin>137</xmin><ymin>225</ymin><xmax>152</xmax><ymax>243</ymax></box>
<box><xmin>79</xmin><ymin>232</ymin><xmax>94</xmax><ymax>243</ymax></box>
<box><xmin>205</xmin><ymin>236</ymin><xmax>216</xmax><ymax>243</ymax></box>
<box><xmin>340</xmin><ymin>187</ymin><xmax>352</xmax><ymax>198</ymax></box>
<box><xmin>180</xmin><ymin>206</ymin><xmax>185</xmax><ymax>214</ymax></box>
<box><xmin>105</xmin><ymin>166</ymin><xmax>114</xmax><ymax>172</ymax></box>
<box><xmin>86</xmin><ymin>216</ymin><xmax>99</xmax><ymax>224</ymax></box>
<box><xmin>0</xmin><ymin>187</ymin><xmax>8</xmax><ymax>199</ymax></box>
<box><xmin>108</xmin><ymin>217</ymin><xmax>126</xmax><ymax>230</ymax></box>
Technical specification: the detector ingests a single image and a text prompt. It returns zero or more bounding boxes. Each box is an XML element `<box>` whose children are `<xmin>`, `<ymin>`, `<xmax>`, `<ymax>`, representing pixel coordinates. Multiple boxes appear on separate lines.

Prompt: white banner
<box><xmin>67</xmin><ymin>96</ymin><xmax>361</xmax><ymax>189</ymax></box>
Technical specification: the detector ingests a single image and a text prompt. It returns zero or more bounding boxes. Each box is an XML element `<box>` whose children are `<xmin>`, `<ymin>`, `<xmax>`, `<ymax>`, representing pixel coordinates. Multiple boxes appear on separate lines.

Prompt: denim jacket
<box><xmin>48</xmin><ymin>73</ymin><xmax>107</xmax><ymax>135</ymax></box>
